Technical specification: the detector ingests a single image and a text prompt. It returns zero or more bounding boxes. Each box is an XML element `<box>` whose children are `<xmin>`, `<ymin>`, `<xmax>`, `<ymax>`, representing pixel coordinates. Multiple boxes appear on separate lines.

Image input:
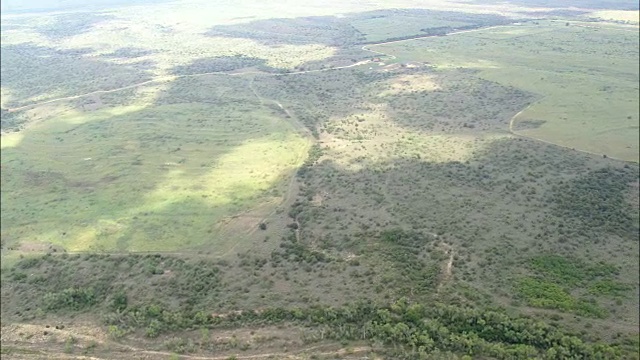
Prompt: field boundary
<box><xmin>365</xmin><ymin>25</ymin><xmax>639</xmax><ymax>164</ymax></box>
<box><xmin>508</xmin><ymin>100</ymin><xmax>636</xmax><ymax>163</ymax></box>
<box><xmin>4</xmin><ymin>62</ymin><xmax>373</xmax><ymax>115</ymax></box>
<box><xmin>5</xmin><ymin>24</ymin><xmax>512</xmax><ymax>115</ymax></box>
<box><xmin>5</xmin><ymin>21</ymin><xmax>637</xmax><ymax>165</ymax></box>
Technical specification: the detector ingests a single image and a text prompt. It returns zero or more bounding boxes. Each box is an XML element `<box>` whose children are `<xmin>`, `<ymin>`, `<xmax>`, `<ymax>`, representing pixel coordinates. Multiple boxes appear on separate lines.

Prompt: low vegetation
<box><xmin>1</xmin><ymin>1</ymin><xmax>638</xmax><ymax>359</ymax></box>
<box><xmin>0</xmin><ymin>75</ymin><xmax>309</xmax><ymax>253</ymax></box>
<box><xmin>0</xmin><ymin>107</ymin><xmax>26</xmax><ymax>131</ymax></box>
<box><xmin>550</xmin><ymin>167</ymin><xmax>639</xmax><ymax>239</ymax></box>
<box><xmin>3</xmin><ymin>250</ymin><xmax>636</xmax><ymax>358</ymax></box>
<box><xmin>372</xmin><ymin>20</ymin><xmax>639</xmax><ymax>160</ymax></box>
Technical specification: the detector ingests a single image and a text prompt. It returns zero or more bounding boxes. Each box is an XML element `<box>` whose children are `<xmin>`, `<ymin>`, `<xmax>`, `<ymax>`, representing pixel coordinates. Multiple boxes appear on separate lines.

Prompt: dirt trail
<box><xmin>2</xmin><ymin>321</ymin><xmax>373</xmax><ymax>359</ymax></box>
<box><xmin>241</xmin><ymin>77</ymin><xmax>310</xmax><ymax>242</ymax></box>
<box><xmin>437</xmin><ymin>242</ymin><xmax>455</xmax><ymax>292</ymax></box>
<box><xmin>130</xmin><ymin>345</ymin><xmax>371</xmax><ymax>360</ymax></box>
<box><xmin>5</xmin><ymin>23</ymin><xmax>507</xmax><ymax>115</ymax></box>
<box><xmin>7</xmin><ymin>77</ymin><xmax>172</xmax><ymax>113</ymax></box>
<box><xmin>7</xmin><ymin>21</ymin><xmax>637</xmax><ymax>166</ymax></box>
<box><xmin>361</xmin><ymin>24</ymin><xmax>506</xmax><ymax>58</ymax></box>
<box><xmin>6</xmin><ymin>62</ymin><xmax>371</xmax><ymax>114</ymax></box>
<box><xmin>445</xmin><ymin>250</ymin><xmax>454</xmax><ymax>278</ymax></box>
<box><xmin>2</xmin><ymin>330</ymin><xmax>371</xmax><ymax>360</ymax></box>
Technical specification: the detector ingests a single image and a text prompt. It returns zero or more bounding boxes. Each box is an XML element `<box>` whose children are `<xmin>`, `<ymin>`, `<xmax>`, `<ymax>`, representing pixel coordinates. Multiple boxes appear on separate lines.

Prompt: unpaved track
<box><xmin>2</xmin><ymin>338</ymin><xmax>371</xmax><ymax>360</ymax></box>
<box><xmin>360</xmin><ymin>24</ymin><xmax>506</xmax><ymax>58</ymax></box>
<box><xmin>6</xmin><ymin>24</ymin><xmax>507</xmax><ymax>114</ymax></box>
<box><xmin>127</xmin><ymin>345</ymin><xmax>371</xmax><ymax>360</ymax></box>
<box><xmin>365</xmin><ymin>24</ymin><xmax>637</xmax><ymax>164</ymax></box>
<box><xmin>8</xmin><ymin>21</ymin><xmax>635</xmax><ymax>116</ymax></box>
<box><xmin>6</xmin><ymin>62</ymin><xmax>372</xmax><ymax>114</ymax></box>
<box><xmin>3</xmin><ymin>22</ymin><xmax>634</xmax><ymax>256</ymax></box>
<box><xmin>7</xmin><ymin>20</ymin><xmax>637</xmax><ymax>166</ymax></box>
<box><xmin>436</xmin><ymin>242</ymin><xmax>455</xmax><ymax>292</ymax></box>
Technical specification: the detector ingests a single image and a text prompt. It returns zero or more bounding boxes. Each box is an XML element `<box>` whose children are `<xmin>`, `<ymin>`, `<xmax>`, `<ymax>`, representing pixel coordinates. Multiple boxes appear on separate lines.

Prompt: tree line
<box><xmin>102</xmin><ymin>298</ymin><xmax>633</xmax><ymax>359</ymax></box>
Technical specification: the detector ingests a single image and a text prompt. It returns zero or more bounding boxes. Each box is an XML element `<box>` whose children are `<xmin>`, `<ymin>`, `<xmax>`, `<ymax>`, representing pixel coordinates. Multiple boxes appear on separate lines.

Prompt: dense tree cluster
<box><xmin>171</xmin><ymin>55</ymin><xmax>272</xmax><ymax>76</ymax></box>
<box><xmin>297</xmin><ymin>144</ymin><xmax>324</xmax><ymax>176</ymax></box>
<box><xmin>550</xmin><ymin>167</ymin><xmax>638</xmax><ymax>240</ymax></box>
<box><xmin>102</xmin><ymin>299</ymin><xmax>628</xmax><ymax>359</ymax></box>
<box><xmin>270</xmin><ymin>232</ymin><xmax>329</xmax><ymax>264</ymax></box>
<box><xmin>4</xmin><ymin>254</ymin><xmax>223</xmax><ymax>318</ymax></box>
<box><xmin>0</xmin><ymin>108</ymin><xmax>26</xmax><ymax>131</ymax></box>
<box><xmin>514</xmin><ymin>255</ymin><xmax>630</xmax><ymax>317</ymax></box>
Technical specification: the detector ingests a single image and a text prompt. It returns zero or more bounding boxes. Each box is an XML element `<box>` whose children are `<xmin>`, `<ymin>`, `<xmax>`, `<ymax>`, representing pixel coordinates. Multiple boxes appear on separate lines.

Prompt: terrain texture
<box><xmin>1</xmin><ymin>0</ymin><xmax>639</xmax><ymax>359</ymax></box>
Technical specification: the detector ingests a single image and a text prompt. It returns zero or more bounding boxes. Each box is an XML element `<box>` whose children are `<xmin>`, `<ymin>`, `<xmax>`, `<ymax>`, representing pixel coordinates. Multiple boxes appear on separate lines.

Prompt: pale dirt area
<box><xmin>587</xmin><ymin>10</ymin><xmax>639</xmax><ymax>24</ymax></box>
<box><xmin>1</xmin><ymin>320</ymin><xmax>373</xmax><ymax>360</ymax></box>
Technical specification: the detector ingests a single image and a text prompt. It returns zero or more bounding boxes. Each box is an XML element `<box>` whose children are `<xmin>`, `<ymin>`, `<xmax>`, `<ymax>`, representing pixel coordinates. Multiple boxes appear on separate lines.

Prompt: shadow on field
<box><xmin>205</xmin><ymin>9</ymin><xmax>511</xmax><ymax>47</ymax></box>
<box><xmin>294</xmin><ymin>135</ymin><xmax>638</xmax><ymax>255</ymax></box>
<box><xmin>377</xmin><ymin>71</ymin><xmax>536</xmax><ymax>132</ymax></box>
<box><xmin>170</xmin><ymin>55</ymin><xmax>277</xmax><ymax>76</ymax></box>
<box><xmin>251</xmin><ymin>64</ymin><xmax>536</xmax><ymax>136</ymax></box>
<box><xmin>1</xmin><ymin>73</ymin><xmax>304</xmax><ymax>253</ymax></box>
<box><xmin>34</xmin><ymin>12</ymin><xmax>117</xmax><ymax>40</ymax></box>
<box><xmin>287</xmin><ymin>134</ymin><xmax>638</xmax><ymax>318</ymax></box>
<box><xmin>204</xmin><ymin>9</ymin><xmax>512</xmax><ymax>71</ymax></box>
<box><xmin>0</xmin><ymin>44</ymin><xmax>153</xmax><ymax>108</ymax></box>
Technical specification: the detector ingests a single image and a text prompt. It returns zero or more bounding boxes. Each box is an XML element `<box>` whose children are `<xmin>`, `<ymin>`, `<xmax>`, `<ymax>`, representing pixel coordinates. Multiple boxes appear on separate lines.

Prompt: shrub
<box><xmin>43</xmin><ymin>287</ymin><xmax>96</xmax><ymax>311</ymax></box>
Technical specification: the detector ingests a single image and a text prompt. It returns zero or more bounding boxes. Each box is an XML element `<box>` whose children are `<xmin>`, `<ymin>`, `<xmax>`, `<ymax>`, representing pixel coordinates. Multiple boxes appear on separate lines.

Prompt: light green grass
<box><xmin>0</xmin><ymin>5</ymin><xmax>337</xmax><ymax>108</ymax></box>
<box><xmin>350</xmin><ymin>16</ymin><xmax>469</xmax><ymax>42</ymax></box>
<box><xmin>372</xmin><ymin>20</ymin><xmax>639</xmax><ymax>161</ymax></box>
<box><xmin>0</xmin><ymin>80</ymin><xmax>309</xmax><ymax>253</ymax></box>
<box><xmin>586</xmin><ymin>10</ymin><xmax>640</xmax><ymax>24</ymax></box>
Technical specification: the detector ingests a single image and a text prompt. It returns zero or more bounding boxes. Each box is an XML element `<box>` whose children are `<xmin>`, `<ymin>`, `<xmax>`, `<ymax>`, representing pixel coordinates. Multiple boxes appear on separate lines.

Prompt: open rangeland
<box><xmin>1</xmin><ymin>1</ymin><xmax>639</xmax><ymax>359</ymax></box>
<box><xmin>371</xmin><ymin>19</ymin><xmax>640</xmax><ymax>161</ymax></box>
<box><xmin>1</xmin><ymin>75</ymin><xmax>310</xmax><ymax>255</ymax></box>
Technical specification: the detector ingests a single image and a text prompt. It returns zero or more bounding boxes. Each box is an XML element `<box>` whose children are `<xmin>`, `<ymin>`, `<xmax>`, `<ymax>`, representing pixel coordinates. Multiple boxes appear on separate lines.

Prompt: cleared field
<box><xmin>0</xmin><ymin>75</ymin><xmax>309</xmax><ymax>253</ymax></box>
<box><xmin>372</xmin><ymin>20</ymin><xmax>640</xmax><ymax>161</ymax></box>
<box><xmin>349</xmin><ymin>15</ymin><xmax>470</xmax><ymax>42</ymax></box>
<box><xmin>587</xmin><ymin>10</ymin><xmax>640</xmax><ymax>24</ymax></box>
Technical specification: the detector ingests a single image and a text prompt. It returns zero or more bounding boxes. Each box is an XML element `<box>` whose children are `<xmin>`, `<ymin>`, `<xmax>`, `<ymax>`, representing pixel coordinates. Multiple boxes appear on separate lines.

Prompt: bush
<box><xmin>110</xmin><ymin>290</ymin><xmax>128</xmax><ymax>311</ymax></box>
<box><xmin>515</xmin><ymin>278</ymin><xmax>607</xmax><ymax>318</ymax></box>
<box><xmin>588</xmin><ymin>280</ymin><xmax>632</xmax><ymax>297</ymax></box>
<box><xmin>43</xmin><ymin>287</ymin><xmax>96</xmax><ymax>311</ymax></box>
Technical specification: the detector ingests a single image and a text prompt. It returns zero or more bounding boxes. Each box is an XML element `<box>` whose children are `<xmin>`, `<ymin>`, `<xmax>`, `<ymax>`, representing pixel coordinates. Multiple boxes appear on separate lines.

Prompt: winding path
<box><xmin>5</xmin><ymin>21</ymin><xmax>636</xmax><ymax>164</ymax></box>
<box><xmin>360</xmin><ymin>24</ymin><xmax>505</xmax><ymax>54</ymax></box>
<box><xmin>5</xmin><ymin>23</ymin><xmax>511</xmax><ymax>115</ymax></box>
<box><xmin>5</xmin><ymin>61</ymin><xmax>372</xmax><ymax>114</ymax></box>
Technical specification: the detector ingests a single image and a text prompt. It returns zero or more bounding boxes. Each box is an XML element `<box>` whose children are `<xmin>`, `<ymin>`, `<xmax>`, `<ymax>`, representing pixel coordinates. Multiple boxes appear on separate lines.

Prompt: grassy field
<box><xmin>586</xmin><ymin>10</ymin><xmax>640</xmax><ymax>24</ymax></box>
<box><xmin>348</xmin><ymin>15</ymin><xmax>470</xmax><ymax>43</ymax></box>
<box><xmin>1</xmin><ymin>1</ymin><xmax>639</xmax><ymax>359</ymax></box>
<box><xmin>372</xmin><ymin>20</ymin><xmax>639</xmax><ymax>161</ymax></box>
<box><xmin>0</xmin><ymin>6</ymin><xmax>338</xmax><ymax>108</ymax></box>
<box><xmin>347</xmin><ymin>9</ymin><xmax>513</xmax><ymax>43</ymax></box>
<box><xmin>1</xmin><ymin>75</ymin><xmax>309</xmax><ymax>254</ymax></box>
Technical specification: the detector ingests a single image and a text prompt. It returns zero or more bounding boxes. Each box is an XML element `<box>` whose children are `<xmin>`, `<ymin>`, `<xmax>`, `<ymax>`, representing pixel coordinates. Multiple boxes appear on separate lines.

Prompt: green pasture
<box><xmin>0</xmin><ymin>77</ymin><xmax>309</xmax><ymax>254</ymax></box>
<box><xmin>0</xmin><ymin>9</ymin><xmax>337</xmax><ymax>108</ymax></box>
<box><xmin>372</xmin><ymin>20</ymin><xmax>639</xmax><ymax>161</ymax></box>
<box><xmin>349</xmin><ymin>15</ymin><xmax>470</xmax><ymax>43</ymax></box>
